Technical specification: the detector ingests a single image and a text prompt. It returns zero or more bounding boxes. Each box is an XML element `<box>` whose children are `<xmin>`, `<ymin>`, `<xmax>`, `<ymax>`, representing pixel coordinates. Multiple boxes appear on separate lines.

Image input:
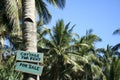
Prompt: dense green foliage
<box><xmin>0</xmin><ymin>20</ymin><xmax>120</xmax><ymax>80</ymax></box>
<box><xmin>0</xmin><ymin>51</ymin><xmax>23</xmax><ymax>80</ymax></box>
<box><xmin>0</xmin><ymin>0</ymin><xmax>119</xmax><ymax>80</ymax></box>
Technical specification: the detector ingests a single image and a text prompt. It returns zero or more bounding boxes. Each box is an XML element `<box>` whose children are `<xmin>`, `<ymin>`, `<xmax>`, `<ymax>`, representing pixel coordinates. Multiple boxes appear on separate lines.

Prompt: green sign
<box><xmin>15</xmin><ymin>62</ymin><xmax>43</xmax><ymax>75</ymax></box>
<box><xmin>16</xmin><ymin>51</ymin><xmax>43</xmax><ymax>63</ymax></box>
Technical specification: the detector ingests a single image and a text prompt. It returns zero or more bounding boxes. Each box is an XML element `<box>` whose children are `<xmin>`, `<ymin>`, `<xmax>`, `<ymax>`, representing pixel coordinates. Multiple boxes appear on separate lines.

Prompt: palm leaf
<box><xmin>63</xmin><ymin>54</ymin><xmax>84</xmax><ymax>72</ymax></box>
<box><xmin>46</xmin><ymin>0</ymin><xmax>66</xmax><ymax>9</ymax></box>
<box><xmin>3</xmin><ymin>0</ymin><xmax>20</xmax><ymax>34</ymax></box>
<box><xmin>113</xmin><ymin>28</ymin><xmax>120</xmax><ymax>35</ymax></box>
<box><xmin>112</xmin><ymin>43</ymin><xmax>120</xmax><ymax>51</ymax></box>
<box><xmin>36</xmin><ymin>0</ymin><xmax>51</xmax><ymax>24</ymax></box>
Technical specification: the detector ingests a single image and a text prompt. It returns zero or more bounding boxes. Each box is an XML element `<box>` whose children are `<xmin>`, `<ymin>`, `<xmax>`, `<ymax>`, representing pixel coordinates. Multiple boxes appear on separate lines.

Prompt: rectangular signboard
<box><xmin>16</xmin><ymin>51</ymin><xmax>43</xmax><ymax>63</ymax></box>
<box><xmin>15</xmin><ymin>62</ymin><xmax>43</xmax><ymax>75</ymax></box>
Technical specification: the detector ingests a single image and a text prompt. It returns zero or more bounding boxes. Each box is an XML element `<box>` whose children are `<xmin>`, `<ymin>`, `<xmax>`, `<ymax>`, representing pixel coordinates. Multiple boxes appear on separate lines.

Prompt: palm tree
<box><xmin>73</xmin><ymin>30</ymin><xmax>105</xmax><ymax>80</ymax></box>
<box><xmin>96</xmin><ymin>45</ymin><xmax>112</xmax><ymax>80</ymax></box>
<box><xmin>38</xmin><ymin>20</ymin><xmax>84</xmax><ymax>80</ymax></box>
<box><xmin>111</xmin><ymin>44</ymin><xmax>120</xmax><ymax>80</ymax></box>
<box><xmin>39</xmin><ymin>28</ymin><xmax>106</xmax><ymax>80</ymax></box>
<box><xmin>0</xmin><ymin>0</ymin><xmax>66</xmax><ymax>80</ymax></box>
<box><xmin>22</xmin><ymin>0</ymin><xmax>37</xmax><ymax>52</ymax></box>
<box><xmin>0</xmin><ymin>0</ymin><xmax>20</xmax><ymax>48</ymax></box>
<box><xmin>0</xmin><ymin>0</ymin><xmax>21</xmax><ymax>64</ymax></box>
<box><xmin>0</xmin><ymin>0</ymin><xmax>66</xmax><ymax>50</ymax></box>
<box><xmin>112</xmin><ymin>28</ymin><xmax>120</xmax><ymax>80</ymax></box>
<box><xmin>22</xmin><ymin>1</ymin><xmax>66</xmax><ymax>80</ymax></box>
<box><xmin>97</xmin><ymin>44</ymin><xmax>120</xmax><ymax>80</ymax></box>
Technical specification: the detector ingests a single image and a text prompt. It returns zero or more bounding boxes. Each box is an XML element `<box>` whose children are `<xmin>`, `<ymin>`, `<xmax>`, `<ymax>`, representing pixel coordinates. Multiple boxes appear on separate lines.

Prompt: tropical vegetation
<box><xmin>0</xmin><ymin>0</ymin><xmax>120</xmax><ymax>80</ymax></box>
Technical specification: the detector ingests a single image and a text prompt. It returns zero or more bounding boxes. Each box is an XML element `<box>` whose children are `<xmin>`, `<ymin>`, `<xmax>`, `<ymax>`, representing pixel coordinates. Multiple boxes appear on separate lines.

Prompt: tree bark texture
<box><xmin>22</xmin><ymin>0</ymin><xmax>37</xmax><ymax>80</ymax></box>
<box><xmin>22</xmin><ymin>0</ymin><xmax>37</xmax><ymax>52</ymax></box>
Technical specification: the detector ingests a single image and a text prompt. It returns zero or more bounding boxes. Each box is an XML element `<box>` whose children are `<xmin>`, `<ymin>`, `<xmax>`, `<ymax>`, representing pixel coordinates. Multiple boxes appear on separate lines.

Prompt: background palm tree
<box><xmin>97</xmin><ymin>44</ymin><xmax>120</xmax><ymax>80</ymax></box>
<box><xmin>38</xmin><ymin>26</ymin><xmax>107</xmax><ymax>80</ymax></box>
<box><xmin>73</xmin><ymin>30</ymin><xmax>105</xmax><ymax>80</ymax></box>
<box><xmin>38</xmin><ymin>20</ymin><xmax>84</xmax><ymax>80</ymax></box>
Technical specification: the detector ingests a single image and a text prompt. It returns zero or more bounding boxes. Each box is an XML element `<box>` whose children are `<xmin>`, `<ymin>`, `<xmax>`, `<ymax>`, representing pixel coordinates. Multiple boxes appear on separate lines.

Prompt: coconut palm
<box><xmin>37</xmin><ymin>20</ymin><xmax>85</xmax><ymax>80</ymax></box>
<box><xmin>0</xmin><ymin>0</ymin><xmax>66</xmax><ymax>51</ymax></box>
<box><xmin>111</xmin><ymin>44</ymin><xmax>120</xmax><ymax>80</ymax></box>
<box><xmin>22</xmin><ymin>0</ymin><xmax>66</xmax><ymax>52</ymax></box>
<box><xmin>111</xmin><ymin>58</ymin><xmax>120</xmax><ymax>80</ymax></box>
<box><xmin>73</xmin><ymin>30</ymin><xmax>105</xmax><ymax>80</ymax></box>
<box><xmin>0</xmin><ymin>0</ymin><xmax>66</xmax><ymax>49</ymax></box>
<box><xmin>0</xmin><ymin>0</ymin><xmax>20</xmax><ymax>48</ymax></box>
<box><xmin>96</xmin><ymin>45</ymin><xmax>112</xmax><ymax>80</ymax></box>
<box><xmin>0</xmin><ymin>0</ymin><xmax>21</xmax><ymax>65</ymax></box>
<box><xmin>97</xmin><ymin>44</ymin><xmax>120</xmax><ymax>80</ymax></box>
<box><xmin>22</xmin><ymin>0</ymin><xmax>66</xmax><ymax>80</ymax></box>
<box><xmin>38</xmin><ymin>27</ymin><xmax>105</xmax><ymax>80</ymax></box>
<box><xmin>0</xmin><ymin>0</ymin><xmax>66</xmax><ymax>80</ymax></box>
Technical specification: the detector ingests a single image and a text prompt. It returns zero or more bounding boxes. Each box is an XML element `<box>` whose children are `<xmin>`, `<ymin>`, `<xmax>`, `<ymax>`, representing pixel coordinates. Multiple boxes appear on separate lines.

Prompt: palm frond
<box><xmin>52</xmin><ymin>20</ymin><xmax>75</xmax><ymax>47</ymax></box>
<box><xmin>0</xmin><ymin>24</ymin><xmax>7</xmax><ymax>36</ymax></box>
<box><xmin>36</xmin><ymin>0</ymin><xmax>52</xmax><ymax>24</ymax></box>
<box><xmin>16</xmin><ymin>0</ymin><xmax>22</xmax><ymax>20</ymax></box>
<box><xmin>0</xmin><ymin>56</ymin><xmax>23</xmax><ymax>80</ymax></box>
<box><xmin>112</xmin><ymin>43</ymin><xmax>120</xmax><ymax>51</ymax></box>
<box><xmin>67</xmin><ymin>53</ymin><xmax>88</xmax><ymax>64</ymax></box>
<box><xmin>113</xmin><ymin>28</ymin><xmax>120</xmax><ymax>35</ymax></box>
<box><xmin>63</xmin><ymin>54</ymin><xmax>84</xmax><ymax>72</ymax></box>
<box><xmin>91</xmin><ymin>64</ymin><xmax>105</xmax><ymax>79</ymax></box>
<box><xmin>3</xmin><ymin>0</ymin><xmax>20</xmax><ymax>34</ymax></box>
<box><xmin>46</xmin><ymin>0</ymin><xmax>66</xmax><ymax>9</ymax></box>
<box><xmin>113</xmin><ymin>58</ymin><xmax>120</xmax><ymax>80</ymax></box>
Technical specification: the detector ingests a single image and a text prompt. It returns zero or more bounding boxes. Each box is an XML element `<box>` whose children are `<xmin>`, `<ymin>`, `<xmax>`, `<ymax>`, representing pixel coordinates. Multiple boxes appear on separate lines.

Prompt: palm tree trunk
<box><xmin>22</xmin><ymin>0</ymin><xmax>37</xmax><ymax>52</ymax></box>
<box><xmin>22</xmin><ymin>0</ymin><xmax>37</xmax><ymax>80</ymax></box>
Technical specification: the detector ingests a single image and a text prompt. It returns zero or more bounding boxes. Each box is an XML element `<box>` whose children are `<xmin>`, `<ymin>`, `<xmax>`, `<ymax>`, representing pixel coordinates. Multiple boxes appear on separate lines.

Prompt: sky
<box><xmin>46</xmin><ymin>0</ymin><xmax>120</xmax><ymax>48</ymax></box>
